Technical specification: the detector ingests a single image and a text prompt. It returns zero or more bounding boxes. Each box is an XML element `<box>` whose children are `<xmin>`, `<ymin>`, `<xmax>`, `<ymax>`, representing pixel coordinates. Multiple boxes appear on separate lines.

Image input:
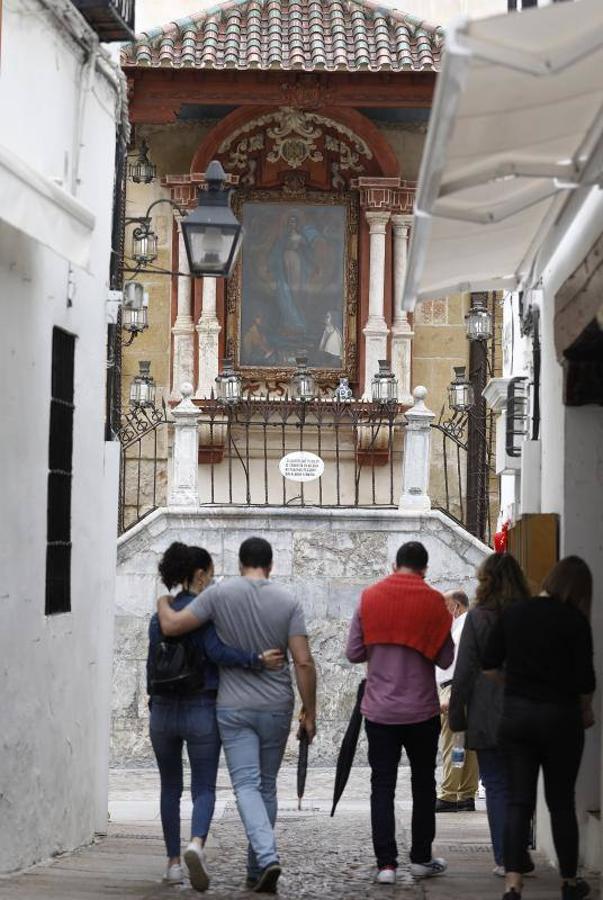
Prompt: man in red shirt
<box><xmin>346</xmin><ymin>541</ymin><xmax>453</xmax><ymax>885</ymax></box>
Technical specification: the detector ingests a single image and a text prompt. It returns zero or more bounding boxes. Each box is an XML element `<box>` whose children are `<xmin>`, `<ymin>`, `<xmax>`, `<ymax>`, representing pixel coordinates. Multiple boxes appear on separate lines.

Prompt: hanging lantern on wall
<box><xmin>290</xmin><ymin>356</ymin><xmax>316</xmax><ymax>402</ymax></box>
<box><xmin>465</xmin><ymin>294</ymin><xmax>493</xmax><ymax>342</ymax></box>
<box><xmin>131</xmin><ymin>219</ymin><xmax>158</xmax><ymax>265</ymax></box>
<box><xmin>371</xmin><ymin>360</ymin><xmax>398</xmax><ymax>405</ymax></box>
<box><xmin>122</xmin><ymin>281</ymin><xmax>148</xmax><ymax>335</ymax></box>
<box><xmin>181</xmin><ymin>161</ymin><xmax>244</xmax><ymax>278</ymax></box>
<box><xmin>128</xmin><ymin>139</ymin><xmax>157</xmax><ymax>184</ymax></box>
<box><xmin>448</xmin><ymin>366</ymin><xmax>475</xmax><ymax>412</ymax></box>
<box><xmin>215</xmin><ymin>357</ymin><xmax>242</xmax><ymax>404</ymax></box>
<box><xmin>129</xmin><ymin>360</ymin><xmax>156</xmax><ymax>408</ymax></box>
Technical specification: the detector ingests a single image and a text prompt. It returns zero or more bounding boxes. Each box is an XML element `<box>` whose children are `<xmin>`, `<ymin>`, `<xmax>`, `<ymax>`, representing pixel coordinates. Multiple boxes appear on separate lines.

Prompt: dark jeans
<box><xmin>150</xmin><ymin>694</ymin><xmax>221</xmax><ymax>858</ymax></box>
<box><xmin>499</xmin><ymin>696</ymin><xmax>584</xmax><ymax>879</ymax></box>
<box><xmin>365</xmin><ymin>716</ymin><xmax>440</xmax><ymax>868</ymax></box>
<box><xmin>477</xmin><ymin>748</ymin><xmax>508</xmax><ymax>866</ymax></box>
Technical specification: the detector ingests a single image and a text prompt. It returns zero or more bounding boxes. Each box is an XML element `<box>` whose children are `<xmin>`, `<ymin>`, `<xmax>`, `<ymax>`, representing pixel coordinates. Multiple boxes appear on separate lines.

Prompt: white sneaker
<box><xmin>164</xmin><ymin>863</ymin><xmax>185</xmax><ymax>884</ymax></box>
<box><xmin>478</xmin><ymin>780</ymin><xmax>486</xmax><ymax>800</ymax></box>
<box><xmin>184</xmin><ymin>842</ymin><xmax>210</xmax><ymax>892</ymax></box>
<box><xmin>409</xmin><ymin>858</ymin><xmax>448</xmax><ymax>879</ymax></box>
<box><xmin>493</xmin><ymin>865</ymin><xmax>506</xmax><ymax>877</ymax></box>
<box><xmin>376</xmin><ymin>867</ymin><xmax>396</xmax><ymax>884</ymax></box>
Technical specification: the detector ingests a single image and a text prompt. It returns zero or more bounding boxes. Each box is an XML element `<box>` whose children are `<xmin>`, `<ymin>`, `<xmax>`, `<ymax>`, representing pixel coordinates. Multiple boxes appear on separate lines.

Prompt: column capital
<box><xmin>391</xmin><ymin>213</ymin><xmax>413</xmax><ymax>234</ymax></box>
<box><xmin>365</xmin><ymin>209</ymin><xmax>391</xmax><ymax>233</ymax></box>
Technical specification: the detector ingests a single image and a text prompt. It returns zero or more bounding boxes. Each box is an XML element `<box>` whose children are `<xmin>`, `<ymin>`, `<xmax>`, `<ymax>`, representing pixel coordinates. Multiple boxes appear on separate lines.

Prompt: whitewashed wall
<box><xmin>0</xmin><ymin>0</ymin><xmax>122</xmax><ymax>873</ymax></box>
<box><xmin>113</xmin><ymin>507</ymin><xmax>488</xmax><ymax>766</ymax></box>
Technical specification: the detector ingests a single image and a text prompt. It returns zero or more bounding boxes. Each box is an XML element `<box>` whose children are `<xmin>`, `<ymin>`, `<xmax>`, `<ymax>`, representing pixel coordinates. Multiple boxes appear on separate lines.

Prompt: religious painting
<box><xmin>226</xmin><ymin>191</ymin><xmax>358</xmax><ymax>389</ymax></box>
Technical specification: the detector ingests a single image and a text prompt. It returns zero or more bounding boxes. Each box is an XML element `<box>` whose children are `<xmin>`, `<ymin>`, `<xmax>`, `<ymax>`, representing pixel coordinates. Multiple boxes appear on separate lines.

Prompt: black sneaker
<box><xmin>562</xmin><ymin>878</ymin><xmax>590</xmax><ymax>900</ymax></box>
<box><xmin>457</xmin><ymin>798</ymin><xmax>476</xmax><ymax>812</ymax></box>
<box><xmin>503</xmin><ymin>890</ymin><xmax>522</xmax><ymax>900</ymax></box>
<box><xmin>253</xmin><ymin>862</ymin><xmax>281</xmax><ymax>893</ymax></box>
<box><xmin>245</xmin><ymin>876</ymin><xmax>259</xmax><ymax>890</ymax></box>
<box><xmin>435</xmin><ymin>798</ymin><xmax>458</xmax><ymax>812</ymax></box>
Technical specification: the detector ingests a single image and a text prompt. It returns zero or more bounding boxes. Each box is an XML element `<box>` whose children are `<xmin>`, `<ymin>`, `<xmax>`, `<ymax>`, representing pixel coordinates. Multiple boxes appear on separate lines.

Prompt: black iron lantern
<box><xmin>131</xmin><ymin>218</ymin><xmax>158</xmax><ymax>265</ymax></box>
<box><xmin>215</xmin><ymin>357</ymin><xmax>242</xmax><ymax>403</ymax></box>
<box><xmin>291</xmin><ymin>356</ymin><xmax>316</xmax><ymax>402</ymax></box>
<box><xmin>181</xmin><ymin>161</ymin><xmax>243</xmax><ymax>278</ymax></box>
<box><xmin>448</xmin><ymin>366</ymin><xmax>475</xmax><ymax>412</ymax></box>
<box><xmin>128</xmin><ymin>139</ymin><xmax>157</xmax><ymax>184</ymax></box>
<box><xmin>465</xmin><ymin>294</ymin><xmax>493</xmax><ymax>342</ymax></box>
<box><xmin>122</xmin><ymin>281</ymin><xmax>148</xmax><ymax>335</ymax></box>
<box><xmin>371</xmin><ymin>360</ymin><xmax>398</xmax><ymax>405</ymax></box>
<box><xmin>129</xmin><ymin>360</ymin><xmax>156</xmax><ymax>408</ymax></box>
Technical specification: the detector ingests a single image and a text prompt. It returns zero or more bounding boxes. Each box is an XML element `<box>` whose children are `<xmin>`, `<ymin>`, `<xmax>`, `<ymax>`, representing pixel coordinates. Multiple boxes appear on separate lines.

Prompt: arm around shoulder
<box><xmin>157</xmin><ymin>595</ymin><xmax>204</xmax><ymax>637</ymax></box>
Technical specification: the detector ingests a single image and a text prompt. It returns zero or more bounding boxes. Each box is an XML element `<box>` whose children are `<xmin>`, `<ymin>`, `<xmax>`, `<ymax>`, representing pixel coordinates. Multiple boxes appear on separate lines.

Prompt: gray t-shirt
<box><xmin>189</xmin><ymin>576</ymin><xmax>307</xmax><ymax>711</ymax></box>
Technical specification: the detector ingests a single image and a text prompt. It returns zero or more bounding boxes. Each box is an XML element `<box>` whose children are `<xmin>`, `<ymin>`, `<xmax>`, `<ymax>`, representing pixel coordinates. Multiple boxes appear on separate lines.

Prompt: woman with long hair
<box><xmin>449</xmin><ymin>553</ymin><xmax>532</xmax><ymax>877</ymax></box>
<box><xmin>148</xmin><ymin>542</ymin><xmax>283</xmax><ymax>891</ymax></box>
<box><xmin>483</xmin><ymin>556</ymin><xmax>596</xmax><ymax>900</ymax></box>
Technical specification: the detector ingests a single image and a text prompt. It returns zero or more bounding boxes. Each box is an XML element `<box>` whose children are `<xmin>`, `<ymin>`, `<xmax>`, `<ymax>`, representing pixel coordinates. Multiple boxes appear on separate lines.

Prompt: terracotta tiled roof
<box><xmin>122</xmin><ymin>0</ymin><xmax>443</xmax><ymax>72</ymax></box>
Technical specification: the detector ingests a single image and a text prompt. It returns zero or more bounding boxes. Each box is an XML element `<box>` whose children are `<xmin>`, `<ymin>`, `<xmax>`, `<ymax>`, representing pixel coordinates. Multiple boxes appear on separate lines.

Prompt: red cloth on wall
<box><xmin>360</xmin><ymin>572</ymin><xmax>451</xmax><ymax>662</ymax></box>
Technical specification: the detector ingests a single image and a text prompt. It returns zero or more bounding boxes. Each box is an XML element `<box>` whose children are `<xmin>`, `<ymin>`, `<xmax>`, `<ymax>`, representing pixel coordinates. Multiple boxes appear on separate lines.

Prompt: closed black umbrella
<box><xmin>297</xmin><ymin>728</ymin><xmax>309</xmax><ymax>810</ymax></box>
<box><xmin>330</xmin><ymin>678</ymin><xmax>366</xmax><ymax>817</ymax></box>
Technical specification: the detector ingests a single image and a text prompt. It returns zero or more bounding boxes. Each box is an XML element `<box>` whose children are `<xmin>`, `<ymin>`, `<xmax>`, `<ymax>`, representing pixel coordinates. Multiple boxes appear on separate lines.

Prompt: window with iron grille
<box><xmin>45</xmin><ymin>328</ymin><xmax>76</xmax><ymax>615</ymax></box>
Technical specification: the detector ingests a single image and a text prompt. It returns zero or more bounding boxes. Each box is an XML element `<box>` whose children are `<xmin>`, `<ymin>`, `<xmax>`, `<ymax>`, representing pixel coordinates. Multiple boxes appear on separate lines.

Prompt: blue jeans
<box><xmin>217</xmin><ymin>707</ymin><xmax>292</xmax><ymax>878</ymax></box>
<box><xmin>150</xmin><ymin>694</ymin><xmax>221</xmax><ymax>858</ymax></box>
<box><xmin>477</xmin><ymin>747</ymin><xmax>508</xmax><ymax>866</ymax></box>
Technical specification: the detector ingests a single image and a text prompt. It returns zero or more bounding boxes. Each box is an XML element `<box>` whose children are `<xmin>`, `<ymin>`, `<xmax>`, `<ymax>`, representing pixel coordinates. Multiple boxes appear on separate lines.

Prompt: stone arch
<box><xmin>189</xmin><ymin>105</ymin><xmax>400</xmax><ymax>189</ymax></box>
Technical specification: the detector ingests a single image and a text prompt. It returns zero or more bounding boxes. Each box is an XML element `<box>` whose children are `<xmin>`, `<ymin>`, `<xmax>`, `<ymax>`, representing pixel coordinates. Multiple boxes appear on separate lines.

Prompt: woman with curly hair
<box><xmin>486</xmin><ymin>556</ymin><xmax>595</xmax><ymax>900</ymax></box>
<box><xmin>148</xmin><ymin>542</ymin><xmax>283</xmax><ymax>891</ymax></box>
<box><xmin>449</xmin><ymin>553</ymin><xmax>532</xmax><ymax>877</ymax></box>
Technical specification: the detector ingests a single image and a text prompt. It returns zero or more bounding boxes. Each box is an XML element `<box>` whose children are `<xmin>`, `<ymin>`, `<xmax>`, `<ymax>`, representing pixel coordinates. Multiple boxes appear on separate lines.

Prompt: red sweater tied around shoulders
<box><xmin>361</xmin><ymin>572</ymin><xmax>451</xmax><ymax>662</ymax></box>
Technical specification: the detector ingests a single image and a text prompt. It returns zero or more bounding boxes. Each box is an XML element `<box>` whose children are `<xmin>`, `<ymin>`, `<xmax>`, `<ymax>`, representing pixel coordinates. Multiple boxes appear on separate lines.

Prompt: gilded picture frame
<box><xmin>225</xmin><ymin>188</ymin><xmax>359</xmax><ymax>392</ymax></box>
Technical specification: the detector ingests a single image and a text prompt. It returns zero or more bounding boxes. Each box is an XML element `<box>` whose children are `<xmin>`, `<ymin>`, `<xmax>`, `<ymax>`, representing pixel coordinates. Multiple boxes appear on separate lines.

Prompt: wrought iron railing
<box><xmin>117</xmin><ymin>400</ymin><xmax>168</xmax><ymax>534</ymax></box>
<box><xmin>196</xmin><ymin>398</ymin><xmax>407</xmax><ymax>509</ymax></box>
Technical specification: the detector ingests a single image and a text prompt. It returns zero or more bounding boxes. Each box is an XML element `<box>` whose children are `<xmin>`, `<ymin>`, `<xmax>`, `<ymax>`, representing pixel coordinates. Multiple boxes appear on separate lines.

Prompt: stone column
<box><xmin>171</xmin><ymin>224</ymin><xmax>195</xmax><ymax>401</ymax></box>
<box><xmin>168</xmin><ymin>383</ymin><xmax>200</xmax><ymax>507</ymax></box>
<box><xmin>391</xmin><ymin>214</ymin><xmax>414</xmax><ymax>406</ymax></box>
<box><xmin>400</xmin><ymin>385</ymin><xmax>435</xmax><ymax>511</ymax></box>
<box><xmin>196</xmin><ymin>277</ymin><xmax>221</xmax><ymax>399</ymax></box>
<box><xmin>363</xmin><ymin>210</ymin><xmax>391</xmax><ymax>398</ymax></box>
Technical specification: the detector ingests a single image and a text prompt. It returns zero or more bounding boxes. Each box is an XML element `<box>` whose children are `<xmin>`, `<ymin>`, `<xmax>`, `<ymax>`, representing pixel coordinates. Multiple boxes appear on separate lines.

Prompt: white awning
<box><xmin>403</xmin><ymin>0</ymin><xmax>603</xmax><ymax>310</ymax></box>
<box><xmin>0</xmin><ymin>143</ymin><xmax>95</xmax><ymax>270</ymax></box>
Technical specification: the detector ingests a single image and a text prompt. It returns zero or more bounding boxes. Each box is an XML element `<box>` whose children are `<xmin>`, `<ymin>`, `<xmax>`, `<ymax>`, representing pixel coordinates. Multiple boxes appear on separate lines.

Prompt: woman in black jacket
<box><xmin>449</xmin><ymin>553</ymin><xmax>531</xmax><ymax>876</ymax></box>
<box><xmin>483</xmin><ymin>556</ymin><xmax>596</xmax><ymax>900</ymax></box>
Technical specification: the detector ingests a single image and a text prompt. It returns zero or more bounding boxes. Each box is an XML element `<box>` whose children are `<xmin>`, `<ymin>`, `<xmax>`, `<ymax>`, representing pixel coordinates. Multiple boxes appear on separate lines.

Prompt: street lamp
<box><xmin>372</xmin><ymin>360</ymin><xmax>398</xmax><ymax>405</ymax></box>
<box><xmin>215</xmin><ymin>357</ymin><xmax>242</xmax><ymax>404</ymax></box>
<box><xmin>448</xmin><ymin>366</ymin><xmax>475</xmax><ymax>412</ymax></box>
<box><xmin>181</xmin><ymin>161</ymin><xmax>244</xmax><ymax>278</ymax></box>
<box><xmin>465</xmin><ymin>294</ymin><xmax>493</xmax><ymax>342</ymax></box>
<box><xmin>122</xmin><ymin>281</ymin><xmax>148</xmax><ymax>340</ymax></box>
<box><xmin>128</xmin><ymin>139</ymin><xmax>157</xmax><ymax>184</ymax></box>
<box><xmin>129</xmin><ymin>360</ymin><xmax>156</xmax><ymax>408</ymax></box>
<box><xmin>131</xmin><ymin>218</ymin><xmax>158</xmax><ymax>265</ymax></box>
<box><xmin>290</xmin><ymin>356</ymin><xmax>316</xmax><ymax>402</ymax></box>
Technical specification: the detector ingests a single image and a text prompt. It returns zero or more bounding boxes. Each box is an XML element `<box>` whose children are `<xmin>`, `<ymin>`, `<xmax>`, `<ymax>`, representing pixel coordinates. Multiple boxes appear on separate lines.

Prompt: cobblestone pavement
<box><xmin>0</xmin><ymin>768</ymin><xmax>599</xmax><ymax>900</ymax></box>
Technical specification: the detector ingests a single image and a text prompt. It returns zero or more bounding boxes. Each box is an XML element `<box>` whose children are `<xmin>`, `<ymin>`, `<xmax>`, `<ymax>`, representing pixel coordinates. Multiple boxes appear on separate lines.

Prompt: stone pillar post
<box><xmin>363</xmin><ymin>210</ymin><xmax>391</xmax><ymax>398</ymax></box>
<box><xmin>391</xmin><ymin>215</ymin><xmax>414</xmax><ymax>406</ymax></box>
<box><xmin>170</xmin><ymin>224</ymin><xmax>195</xmax><ymax>400</ymax></box>
<box><xmin>196</xmin><ymin>277</ymin><xmax>221</xmax><ymax>399</ymax></box>
<box><xmin>400</xmin><ymin>385</ymin><xmax>435</xmax><ymax>511</ymax></box>
<box><xmin>168</xmin><ymin>383</ymin><xmax>200</xmax><ymax>507</ymax></box>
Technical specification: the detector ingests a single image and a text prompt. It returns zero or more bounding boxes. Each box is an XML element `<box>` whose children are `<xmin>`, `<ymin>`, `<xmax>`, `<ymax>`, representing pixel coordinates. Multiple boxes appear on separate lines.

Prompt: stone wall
<box><xmin>112</xmin><ymin>506</ymin><xmax>488</xmax><ymax>767</ymax></box>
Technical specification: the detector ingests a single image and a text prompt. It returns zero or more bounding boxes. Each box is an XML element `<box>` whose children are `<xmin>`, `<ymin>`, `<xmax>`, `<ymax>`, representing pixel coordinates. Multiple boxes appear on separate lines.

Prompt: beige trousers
<box><xmin>438</xmin><ymin>684</ymin><xmax>479</xmax><ymax>802</ymax></box>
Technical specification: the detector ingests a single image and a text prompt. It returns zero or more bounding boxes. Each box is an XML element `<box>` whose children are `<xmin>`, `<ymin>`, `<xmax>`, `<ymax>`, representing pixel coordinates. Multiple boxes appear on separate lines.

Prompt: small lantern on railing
<box><xmin>181</xmin><ymin>161</ymin><xmax>244</xmax><ymax>278</ymax></box>
<box><xmin>215</xmin><ymin>357</ymin><xmax>242</xmax><ymax>404</ymax></box>
<box><xmin>291</xmin><ymin>356</ymin><xmax>316</xmax><ymax>402</ymax></box>
<box><xmin>128</xmin><ymin>139</ymin><xmax>157</xmax><ymax>184</ymax></box>
<box><xmin>122</xmin><ymin>281</ymin><xmax>148</xmax><ymax>335</ymax></box>
<box><xmin>129</xmin><ymin>360</ymin><xmax>156</xmax><ymax>408</ymax></box>
<box><xmin>371</xmin><ymin>360</ymin><xmax>398</xmax><ymax>405</ymax></box>
<box><xmin>131</xmin><ymin>219</ymin><xmax>158</xmax><ymax>265</ymax></box>
<box><xmin>448</xmin><ymin>366</ymin><xmax>475</xmax><ymax>412</ymax></box>
<box><xmin>465</xmin><ymin>294</ymin><xmax>493</xmax><ymax>342</ymax></box>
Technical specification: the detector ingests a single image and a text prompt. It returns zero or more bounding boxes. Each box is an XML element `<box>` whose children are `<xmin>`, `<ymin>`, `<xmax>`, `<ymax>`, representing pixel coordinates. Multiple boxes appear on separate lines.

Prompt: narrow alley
<box><xmin>1</xmin><ymin>768</ymin><xmax>599</xmax><ymax>900</ymax></box>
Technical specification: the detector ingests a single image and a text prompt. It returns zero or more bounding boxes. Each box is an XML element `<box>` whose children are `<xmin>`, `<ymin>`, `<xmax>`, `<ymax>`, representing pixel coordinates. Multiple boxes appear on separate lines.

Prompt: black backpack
<box><xmin>149</xmin><ymin>633</ymin><xmax>205</xmax><ymax>696</ymax></box>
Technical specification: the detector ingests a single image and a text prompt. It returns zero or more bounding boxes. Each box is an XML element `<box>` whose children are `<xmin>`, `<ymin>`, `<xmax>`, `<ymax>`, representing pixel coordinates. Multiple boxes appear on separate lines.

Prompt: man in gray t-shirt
<box><xmin>158</xmin><ymin>537</ymin><xmax>317</xmax><ymax>895</ymax></box>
